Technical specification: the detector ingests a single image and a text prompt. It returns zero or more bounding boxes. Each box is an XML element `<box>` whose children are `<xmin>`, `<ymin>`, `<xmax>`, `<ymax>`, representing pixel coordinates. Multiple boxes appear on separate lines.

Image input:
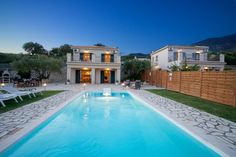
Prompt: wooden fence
<box><xmin>142</xmin><ymin>70</ymin><xmax>236</xmax><ymax>107</ymax></box>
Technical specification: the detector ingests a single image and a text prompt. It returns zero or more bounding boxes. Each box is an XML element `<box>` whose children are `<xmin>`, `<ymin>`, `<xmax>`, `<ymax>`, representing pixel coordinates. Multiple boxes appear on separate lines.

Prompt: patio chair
<box><xmin>2</xmin><ymin>86</ymin><xmax>35</xmax><ymax>101</ymax></box>
<box><xmin>0</xmin><ymin>93</ymin><xmax>18</xmax><ymax>107</ymax></box>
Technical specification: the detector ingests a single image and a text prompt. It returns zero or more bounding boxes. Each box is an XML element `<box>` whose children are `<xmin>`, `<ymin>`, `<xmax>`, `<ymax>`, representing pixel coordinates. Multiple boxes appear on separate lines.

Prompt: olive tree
<box><xmin>123</xmin><ymin>60</ymin><xmax>150</xmax><ymax>80</ymax></box>
<box><xmin>11</xmin><ymin>55</ymin><xmax>62</xmax><ymax>80</ymax></box>
<box><xmin>23</xmin><ymin>42</ymin><xmax>47</xmax><ymax>55</ymax></box>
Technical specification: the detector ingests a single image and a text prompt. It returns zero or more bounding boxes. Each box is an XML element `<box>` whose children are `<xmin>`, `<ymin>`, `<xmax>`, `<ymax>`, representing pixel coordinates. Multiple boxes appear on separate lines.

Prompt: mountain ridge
<box><xmin>193</xmin><ymin>33</ymin><xmax>236</xmax><ymax>52</ymax></box>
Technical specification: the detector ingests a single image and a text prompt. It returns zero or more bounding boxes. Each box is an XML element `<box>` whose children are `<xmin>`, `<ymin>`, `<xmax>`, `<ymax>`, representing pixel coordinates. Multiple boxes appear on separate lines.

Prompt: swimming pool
<box><xmin>0</xmin><ymin>92</ymin><xmax>221</xmax><ymax>157</ymax></box>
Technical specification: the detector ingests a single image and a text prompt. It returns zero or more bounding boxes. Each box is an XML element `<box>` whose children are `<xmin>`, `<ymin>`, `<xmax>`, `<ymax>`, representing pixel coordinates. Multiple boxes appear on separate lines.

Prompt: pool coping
<box><xmin>127</xmin><ymin>90</ymin><xmax>235</xmax><ymax>157</ymax></box>
<box><xmin>0</xmin><ymin>89</ymin><xmax>235</xmax><ymax>157</ymax></box>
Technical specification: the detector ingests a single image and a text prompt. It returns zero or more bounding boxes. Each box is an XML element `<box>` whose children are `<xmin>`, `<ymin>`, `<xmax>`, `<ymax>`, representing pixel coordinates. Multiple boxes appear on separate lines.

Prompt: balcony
<box><xmin>66</xmin><ymin>53</ymin><xmax>121</xmax><ymax>68</ymax></box>
<box><xmin>168</xmin><ymin>53</ymin><xmax>224</xmax><ymax>62</ymax></box>
<box><xmin>181</xmin><ymin>54</ymin><xmax>225</xmax><ymax>66</ymax></box>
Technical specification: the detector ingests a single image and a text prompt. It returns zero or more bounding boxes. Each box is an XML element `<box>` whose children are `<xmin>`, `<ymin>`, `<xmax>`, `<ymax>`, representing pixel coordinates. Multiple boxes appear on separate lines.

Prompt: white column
<box><xmin>67</xmin><ymin>67</ymin><xmax>71</xmax><ymax>82</ymax></box>
<box><xmin>220</xmin><ymin>54</ymin><xmax>225</xmax><ymax>62</ymax></box>
<box><xmin>117</xmin><ymin>55</ymin><xmax>121</xmax><ymax>63</ymax></box>
<box><xmin>204</xmin><ymin>53</ymin><xmax>208</xmax><ymax>61</ymax></box>
<box><xmin>200</xmin><ymin>53</ymin><xmax>204</xmax><ymax>61</ymax></box>
<box><xmin>67</xmin><ymin>53</ymin><xmax>71</xmax><ymax>62</ymax></box>
<box><xmin>116</xmin><ymin>69</ymin><xmax>121</xmax><ymax>83</ymax></box>
<box><xmin>178</xmin><ymin>52</ymin><xmax>182</xmax><ymax>62</ymax></box>
<box><xmin>91</xmin><ymin>68</ymin><xmax>96</xmax><ymax>84</ymax></box>
<box><xmin>92</xmin><ymin>54</ymin><xmax>95</xmax><ymax>62</ymax></box>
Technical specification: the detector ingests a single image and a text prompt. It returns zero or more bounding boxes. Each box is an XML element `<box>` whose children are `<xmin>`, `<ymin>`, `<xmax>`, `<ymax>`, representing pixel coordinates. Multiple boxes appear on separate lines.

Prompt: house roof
<box><xmin>151</xmin><ymin>45</ymin><xmax>209</xmax><ymax>55</ymax></box>
<box><xmin>71</xmin><ymin>46</ymin><xmax>118</xmax><ymax>51</ymax></box>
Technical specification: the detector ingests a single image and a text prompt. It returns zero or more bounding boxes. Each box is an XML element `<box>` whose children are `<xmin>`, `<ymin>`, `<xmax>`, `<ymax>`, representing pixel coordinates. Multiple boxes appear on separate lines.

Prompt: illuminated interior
<box><xmin>83</xmin><ymin>53</ymin><xmax>91</xmax><ymax>61</ymax></box>
<box><xmin>104</xmin><ymin>70</ymin><xmax>110</xmax><ymax>83</ymax></box>
<box><xmin>105</xmin><ymin>54</ymin><xmax>111</xmax><ymax>63</ymax></box>
<box><xmin>81</xmin><ymin>69</ymin><xmax>91</xmax><ymax>83</ymax></box>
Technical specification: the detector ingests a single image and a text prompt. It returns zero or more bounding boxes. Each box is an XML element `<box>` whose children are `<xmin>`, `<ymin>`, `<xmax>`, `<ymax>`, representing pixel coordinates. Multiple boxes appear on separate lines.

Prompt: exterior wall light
<box><xmin>169</xmin><ymin>73</ymin><xmax>172</xmax><ymax>81</ymax></box>
<box><xmin>177</xmin><ymin>49</ymin><xmax>182</xmax><ymax>52</ymax></box>
<box><xmin>83</xmin><ymin>83</ymin><xmax>86</xmax><ymax>90</ymax></box>
<box><xmin>1</xmin><ymin>83</ymin><xmax>5</xmax><ymax>88</ymax></box>
<box><xmin>43</xmin><ymin>83</ymin><xmax>47</xmax><ymax>91</ymax></box>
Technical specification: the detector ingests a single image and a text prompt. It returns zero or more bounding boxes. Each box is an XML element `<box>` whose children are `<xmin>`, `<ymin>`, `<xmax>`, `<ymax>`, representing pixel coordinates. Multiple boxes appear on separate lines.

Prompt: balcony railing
<box><xmin>67</xmin><ymin>53</ymin><xmax>121</xmax><ymax>63</ymax></box>
<box><xmin>168</xmin><ymin>53</ymin><xmax>225</xmax><ymax>63</ymax></box>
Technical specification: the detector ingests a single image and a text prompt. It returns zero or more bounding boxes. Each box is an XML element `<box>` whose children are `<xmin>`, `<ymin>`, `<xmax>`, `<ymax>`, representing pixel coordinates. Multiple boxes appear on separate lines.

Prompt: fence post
<box><xmin>233</xmin><ymin>77</ymin><xmax>236</xmax><ymax>107</ymax></box>
<box><xmin>155</xmin><ymin>70</ymin><xmax>157</xmax><ymax>86</ymax></box>
<box><xmin>199</xmin><ymin>71</ymin><xmax>203</xmax><ymax>97</ymax></box>
<box><xmin>166</xmin><ymin>71</ymin><xmax>168</xmax><ymax>89</ymax></box>
<box><xmin>160</xmin><ymin>71</ymin><xmax>162</xmax><ymax>87</ymax></box>
<box><xmin>179</xmin><ymin>71</ymin><xmax>181</xmax><ymax>92</ymax></box>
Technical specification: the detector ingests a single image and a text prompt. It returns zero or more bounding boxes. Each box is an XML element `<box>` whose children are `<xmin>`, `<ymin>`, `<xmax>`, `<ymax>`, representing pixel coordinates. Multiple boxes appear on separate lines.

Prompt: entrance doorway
<box><xmin>104</xmin><ymin>70</ymin><xmax>110</xmax><ymax>83</ymax></box>
<box><xmin>100</xmin><ymin>70</ymin><xmax>115</xmax><ymax>83</ymax></box>
<box><xmin>81</xmin><ymin>69</ymin><xmax>91</xmax><ymax>83</ymax></box>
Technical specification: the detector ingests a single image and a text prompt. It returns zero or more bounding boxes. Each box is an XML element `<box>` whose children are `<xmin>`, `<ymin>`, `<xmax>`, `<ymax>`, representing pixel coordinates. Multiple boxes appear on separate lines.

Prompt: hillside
<box><xmin>193</xmin><ymin>33</ymin><xmax>236</xmax><ymax>52</ymax></box>
<box><xmin>121</xmin><ymin>53</ymin><xmax>150</xmax><ymax>61</ymax></box>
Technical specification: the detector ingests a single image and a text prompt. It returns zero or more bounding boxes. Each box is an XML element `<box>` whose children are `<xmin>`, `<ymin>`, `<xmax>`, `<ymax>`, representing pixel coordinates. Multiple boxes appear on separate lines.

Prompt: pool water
<box><xmin>0</xmin><ymin>92</ymin><xmax>220</xmax><ymax>157</ymax></box>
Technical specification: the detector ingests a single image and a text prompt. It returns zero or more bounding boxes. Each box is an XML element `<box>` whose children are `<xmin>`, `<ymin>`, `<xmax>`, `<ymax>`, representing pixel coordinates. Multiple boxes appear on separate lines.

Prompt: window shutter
<box><xmin>90</xmin><ymin>53</ymin><xmax>92</xmax><ymax>61</ymax></box>
<box><xmin>173</xmin><ymin>52</ymin><xmax>177</xmax><ymax>61</ymax></box>
<box><xmin>101</xmin><ymin>54</ymin><xmax>105</xmax><ymax>62</ymax></box>
<box><xmin>110</xmin><ymin>71</ymin><xmax>115</xmax><ymax>83</ymax></box>
<box><xmin>100</xmin><ymin>71</ymin><xmax>104</xmax><ymax>83</ymax></box>
<box><xmin>80</xmin><ymin>53</ymin><xmax>84</xmax><ymax>61</ymax></box>
<box><xmin>192</xmin><ymin>53</ymin><xmax>195</xmax><ymax>60</ymax></box>
<box><xmin>110</xmin><ymin>54</ymin><xmax>114</xmax><ymax>62</ymax></box>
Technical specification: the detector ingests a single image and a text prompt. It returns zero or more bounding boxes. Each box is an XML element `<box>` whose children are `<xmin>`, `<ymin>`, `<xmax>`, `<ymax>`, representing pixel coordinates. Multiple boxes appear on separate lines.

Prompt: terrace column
<box><xmin>200</xmin><ymin>53</ymin><xmax>204</xmax><ymax>61</ymax></box>
<box><xmin>116</xmin><ymin>69</ymin><xmax>121</xmax><ymax>83</ymax></box>
<box><xmin>91</xmin><ymin>68</ymin><xmax>96</xmax><ymax>84</ymax></box>
<box><xmin>67</xmin><ymin>53</ymin><xmax>72</xmax><ymax>62</ymax></box>
<box><xmin>204</xmin><ymin>53</ymin><xmax>208</xmax><ymax>61</ymax></box>
<box><xmin>67</xmin><ymin>67</ymin><xmax>71</xmax><ymax>82</ymax></box>
<box><xmin>92</xmin><ymin>53</ymin><xmax>95</xmax><ymax>62</ymax></box>
<box><xmin>220</xmin><ymin>54</ymin><xmax>225</xmax><ymax>62</ymax></box>
<box><xmin>178</xmin><ymin>52</ymin><xmax>182</xmax><ymax>62</ymax></box>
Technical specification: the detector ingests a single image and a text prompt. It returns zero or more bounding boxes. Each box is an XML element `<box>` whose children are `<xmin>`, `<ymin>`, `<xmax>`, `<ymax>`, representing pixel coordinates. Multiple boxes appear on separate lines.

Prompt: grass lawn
<box><xmin>0</xmin><ymin>90</ymin><xmax>64</xmax><ymax>114</ymax></box>
<box><xmin>146</xmin><ymin>89</ymin><xmax>236</xmax><ymax>123</ymax></box>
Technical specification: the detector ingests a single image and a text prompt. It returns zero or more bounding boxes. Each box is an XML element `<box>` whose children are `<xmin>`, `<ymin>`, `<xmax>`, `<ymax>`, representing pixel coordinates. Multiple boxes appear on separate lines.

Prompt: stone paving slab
<box><xmin>130</xmin><ymin>89</ymin><xmax>236</xmax><ymax>156</ymax></box>
<box><xmin>0</xmin><ymin>90</ymin><xmax>74</xmax><ymax>140</ymax></box>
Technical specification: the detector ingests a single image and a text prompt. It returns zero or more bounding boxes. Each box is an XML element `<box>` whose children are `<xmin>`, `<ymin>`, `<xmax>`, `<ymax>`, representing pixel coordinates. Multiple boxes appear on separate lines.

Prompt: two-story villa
<box><xmin>67</xmin><ymin>46</ymin><xmax>121</xmax><ymax>84</ymax></box>
<box><xmin>151</xmin><ymin>45</ymin><xmax>225</xmax><ymax>71</ymax></box>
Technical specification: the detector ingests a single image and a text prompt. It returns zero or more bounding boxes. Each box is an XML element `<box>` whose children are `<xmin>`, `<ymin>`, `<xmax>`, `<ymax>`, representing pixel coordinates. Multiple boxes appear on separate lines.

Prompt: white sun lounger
<box><xmin>0</xmin><ymin>93</ymin><xmax>18</xmax><ymax>107</ymax></box>
<box><xmin>3</xmin><ymin>86</ymin><xmax>35</xmax><ymax>101</ymax></box>
<box><xmin>25</xmin><ymin>88</ymin><xmax>43</xmax><ymax>95</ymax></box>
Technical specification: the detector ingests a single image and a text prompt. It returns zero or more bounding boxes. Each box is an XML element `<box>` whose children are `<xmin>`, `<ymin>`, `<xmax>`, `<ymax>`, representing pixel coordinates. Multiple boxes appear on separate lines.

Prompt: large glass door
<box><xmin>100</xmin><ymin>70</ymin><xmax>115</xmax><ymax>83</ymax></box>
<box><xmin>81</xmin><ymin>69</ymin><xmax>91</xmax><ymax>83</ymax></box>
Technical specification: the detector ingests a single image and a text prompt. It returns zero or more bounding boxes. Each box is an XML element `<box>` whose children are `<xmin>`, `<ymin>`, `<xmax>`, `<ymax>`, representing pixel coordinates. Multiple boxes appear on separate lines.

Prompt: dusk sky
<box><xmin>0</xmin><ymin>0</ymin><xmax>236</xmax><ymax>55</ymax></box>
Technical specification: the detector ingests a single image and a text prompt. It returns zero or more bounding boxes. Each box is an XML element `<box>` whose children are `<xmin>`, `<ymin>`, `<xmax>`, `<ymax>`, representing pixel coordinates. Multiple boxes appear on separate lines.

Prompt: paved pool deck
<box><xmin>0</xmin><ymin>84</ymin><xmax>235</xmax><ymax>156</ymax></box>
